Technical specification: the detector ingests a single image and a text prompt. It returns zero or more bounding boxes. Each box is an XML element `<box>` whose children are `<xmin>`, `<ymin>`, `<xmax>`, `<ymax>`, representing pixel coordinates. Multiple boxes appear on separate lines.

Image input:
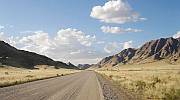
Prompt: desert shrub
<box><xmin>134</xmin><ymin>80</ymin><xmax>146</xmax><ymax>92</ymax></box>
<box><xmin>109</xmin><ymin>75</ymin><xmax>113</xmax><ymax>79</ymax></box>
<box><xmin>152</xmin><ymin>76</ymin><xmax>161</xmax><ymax>83</ymax></box>
<box><xmin>4</xmin><ymin>72</ymin><xmax>9</xmax><ymax>75</ymax></box>
<box><xmin>163</xmin><ymin>88</ymin><xmax>180</xmax><ymax>100</ymax></box>
<box><xmin>148</xmin><ymin>76</ymin><xmax>161</xmax><ymax>88</ymax></box>
<box><xmin>14</xmin><ymin>81</ymin><xmax>18</xmax><ymax>85</ymax></box>
<box><xmin>55</xmin><ymin>66</ymin><xmax>60</xmax><ymax>69</ymax></box>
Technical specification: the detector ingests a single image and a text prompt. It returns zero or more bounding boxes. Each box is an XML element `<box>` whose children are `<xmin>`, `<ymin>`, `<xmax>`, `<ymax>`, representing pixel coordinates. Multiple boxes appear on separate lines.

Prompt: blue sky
<box><xmin>0</xmin><ymin>0</ymin><xmax>180</xmax><ymax>64</ymax></box>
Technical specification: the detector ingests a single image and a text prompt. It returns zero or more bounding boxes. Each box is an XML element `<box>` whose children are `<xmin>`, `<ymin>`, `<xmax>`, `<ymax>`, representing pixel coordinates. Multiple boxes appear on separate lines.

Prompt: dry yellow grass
<box><xmin>0</xmin><ymin>65</ymin><xmax>80</xmax><ymax>87</ymax></box>
<box><xmin>96</xmin><ymin>61</ymin><xmax>180</xmax><ymax>100</ymax></box>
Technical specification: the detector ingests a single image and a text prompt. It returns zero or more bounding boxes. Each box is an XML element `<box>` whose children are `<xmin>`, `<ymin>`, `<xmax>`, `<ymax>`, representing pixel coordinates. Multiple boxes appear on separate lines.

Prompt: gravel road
<box><xmin>0</xmin><ymin>71</ymin><xmax>104</xmax><ymax>100</ymax></box>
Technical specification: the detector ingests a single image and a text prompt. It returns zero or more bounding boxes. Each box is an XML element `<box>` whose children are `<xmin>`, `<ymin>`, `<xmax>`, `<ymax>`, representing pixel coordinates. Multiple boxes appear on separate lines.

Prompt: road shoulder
<box><xmin>96</xmin><ymin>73</ymin><xmax>139</xmax><ymax>100</ymax></box>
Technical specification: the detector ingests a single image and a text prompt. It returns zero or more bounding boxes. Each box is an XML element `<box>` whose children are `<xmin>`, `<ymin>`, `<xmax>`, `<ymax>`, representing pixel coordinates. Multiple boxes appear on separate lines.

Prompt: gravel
<box><xmin>96</xmin><ymin>73</ymin><xmax>138</xmax><ymax>100</ymax></box>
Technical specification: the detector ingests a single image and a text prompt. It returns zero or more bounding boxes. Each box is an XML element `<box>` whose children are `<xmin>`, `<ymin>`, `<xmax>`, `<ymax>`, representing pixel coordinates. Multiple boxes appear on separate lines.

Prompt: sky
<box><xmin>0</xmin><ymin>0</ymin><xmax>180</xmax><ymax>65</ymax></box>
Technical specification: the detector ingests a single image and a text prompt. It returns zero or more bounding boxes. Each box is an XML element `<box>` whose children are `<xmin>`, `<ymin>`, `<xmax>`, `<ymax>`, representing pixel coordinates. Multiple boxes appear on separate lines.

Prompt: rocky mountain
<box><xmin>131</xmin><ymin>37</ymin><xmax>180</xmax><ymax>63</ymax></box>
<box><xmin>96</xmin><ymin>37</ymin><xmax>180</xmax><ymax>68</ymax></box>
<box><xmin>97</xmin><ymin>48</ymin><xmax>136</xmax><ymax>67</ymax></box>
<box><xmin>67</xmin><ymin>62</ymin><xmax>78</xmax><ymax>69</ymax></box>
<box><xmin>77</xmin><ymin>64</ymin><xmax>92</xmax><ymax>69</ymax></box>
<box><xmin>0</xmin><ymin>41</ymin><xmax>78</xmax><ymax>69</ymax></box>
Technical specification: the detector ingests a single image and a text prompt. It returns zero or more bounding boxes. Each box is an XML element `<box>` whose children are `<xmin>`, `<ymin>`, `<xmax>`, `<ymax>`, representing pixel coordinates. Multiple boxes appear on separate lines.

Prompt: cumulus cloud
<box><xmin>101</xmin><ymin>26</ymin><xmax>142</xmax><ymax>34</ymax></box>
<box><xmin>54</xmin><ymin>28</ymin><xmax>95</xmax><ymax>47</ymax></box>
<box><xmin>104</xmin><ymin>41</ymin><xmax>133</xmax><ymax>53</ymax></box>
<box><xmin>173</xmin><ymin>31</ymin><xmax>180</xmax><ymax>38</ymax></box>
<box><xmin>70</xmin><ymin>50</ymin><xmax>81</xmax><ymax>55</ymax></box>
<box><xmin>0</xmin><ymin>32</ymin><xmax>19</xmax><ymax>46</ymax></box>
<box><xmin>97</xmin><ymin>41</ymin><xmax>105</xmax><ymax>44</ymax></box>
<box><xmin>104</xmin><ymin>42</ymin><xmax>121</xmax><ymax>53</ymax></box>
<box><xmin>0</xmin><ymin>32</ymin><xmax>5</xmax><ymax>40</ymax></box>
<box><xmin>18</xmin><ymin>31</ymin><xmax>51</xmax><ymax>54</ymax></box>
<box><xmin>72</xmin><ymin>58</ymin><xmax>102</xmax><ymax>65</ymax></box>
<box><xmin>90</xmin><ymin>0</ymin><xmax>146</xmax><ymax>24</ymax></box>
<box><xmin>123</xmin><ymin>40</ymin><xmax>133</xmax><ymax>49</ymax></box>
<box><xmin>50</xmin><ymin>29</ymin><xmax>106</xmax><ymax>64</ymax></box>
<box><xmin>0</xmin><ymin>25</ymin><xmax>5</xmax><ymax>30</ymax></box>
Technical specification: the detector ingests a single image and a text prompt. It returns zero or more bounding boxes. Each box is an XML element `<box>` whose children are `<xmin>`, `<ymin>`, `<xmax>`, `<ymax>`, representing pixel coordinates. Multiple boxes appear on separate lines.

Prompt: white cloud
<box><xmin>70</xmin><ymin>50</ymin><xmax>81</xmax><ymax>55</ymax></box>
<box><xmin>72</xmin><ymin>58</ymin><xmax>102</xmax><ymax>65</ymax></box>
<box><xmin>0</xmin><ymin>25</ymin><xmax>5</xmax><ymax>30</ymax></box>
<box><xmin>101</xmin><ymin>26</ymin><xmax>142</xmax><ymax>34</ymax></box>
<box><xmin>18</xmin><ymin>31</ymin><xmax>51</xmax><ymax>54</ymax></box>
<box><xmin>47</xmin><ymin>28</ymin><xmax>99</xmax><ymax>64</ymax></box>
<box><xmin>173</xmin><ymin>31</ymin><xmax>180</xmax><ymax>38</ymax></box>
<box><xmin>104</xmin><ymin>42</ymin><xmax>120</xmax><ymax>53</ymax></box>
<box><xmin>0</xmin><ymin>32</ymin><xmax>19</xmax><ymax>46</ymax></box>
<box><xmin>97</xmin><ymin>41</ymin><xmax>105</xmax><ymax>44</ymax></box>
<box><xmin>55</xmin><ymin>28</ymin><xmax>96</xmax><ymax>47</ymax></box>
<box><xmin>104</xmin><ymin>40</ymin><xmax>133</xmax><ymax>53</ymax></box>
<box><xmin>90</xmin><ymin>0</ymin><xmax>146</xmax><ymax>24</ymax></box>
<box><xmin>20</xmin><ymin>30</ymin><xmax>37</xmax><ymax>34</ymax></box>
<box><xmin>123</xmin><ymin>40</ymin><xmax>133</xmax><ymax>49</ymax></box>
<box><xmin>0</xmin><ymin>32</ymin><xmax>5</xmax><ymax>40</ymax></box>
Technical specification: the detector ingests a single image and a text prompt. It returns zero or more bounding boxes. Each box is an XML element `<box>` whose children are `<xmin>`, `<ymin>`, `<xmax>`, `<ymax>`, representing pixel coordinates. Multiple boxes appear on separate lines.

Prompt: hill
<box><xmin>0</xmin><ymin>41</ymin><xmax>78</xmax><ymax>69</ymax></box>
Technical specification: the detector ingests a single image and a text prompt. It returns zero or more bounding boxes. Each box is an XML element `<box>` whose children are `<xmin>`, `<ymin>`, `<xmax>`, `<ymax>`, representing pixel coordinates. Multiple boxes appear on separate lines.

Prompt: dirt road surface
<box><xmin>0</xmin><ymin>71</ymin><xmax>104</xmax><ymax>100</ymax></box>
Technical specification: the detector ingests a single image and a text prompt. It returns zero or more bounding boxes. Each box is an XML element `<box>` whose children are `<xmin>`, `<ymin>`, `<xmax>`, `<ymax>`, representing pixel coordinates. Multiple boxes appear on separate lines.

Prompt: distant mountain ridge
<box><xmin>0</xmin><ymin>41</ymin><xmax>78</xmax><ymax>69</ymax></box>
<box><xmin>95</xmin><ymin>37</ymin><xmax>180</xmax><ymax>68</ymax></box>
<box><xmin>77</xmin><ymin>64</ymin><xmax>92</xmax><ymax>69</ymax></box>
<box><xmin>67</xmin><ymin>62</ymin><xmax>78</xmax><ymax>69</ymax></box>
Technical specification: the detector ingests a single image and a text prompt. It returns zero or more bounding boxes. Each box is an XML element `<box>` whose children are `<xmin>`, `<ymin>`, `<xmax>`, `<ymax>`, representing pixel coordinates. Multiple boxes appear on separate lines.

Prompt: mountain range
<box><xmin>77</xmin><ymin>64</ymin><xmax>93</xmax><ymax>69</ymax></box>
<box><xmin>95</xmin><ymin>37</ymin><xmax>180</xmax><ymax>68</ymax></box>
<box><xmin>0</xmin><ymin>41</ymin><xmax>78</xmax><ymax>69</ymax></box>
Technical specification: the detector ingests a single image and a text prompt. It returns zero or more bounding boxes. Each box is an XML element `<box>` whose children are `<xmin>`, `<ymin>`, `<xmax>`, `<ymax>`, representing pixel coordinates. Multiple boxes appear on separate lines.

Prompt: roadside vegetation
<box><xmin>0</xmin><ymin>65</ymin><xmax>80</xmax><ymax>87</ymax></box>
<box><xmin>96</xmin><ymin>62</ymin><xmax>180</xmax><ymax>100</ymax></box>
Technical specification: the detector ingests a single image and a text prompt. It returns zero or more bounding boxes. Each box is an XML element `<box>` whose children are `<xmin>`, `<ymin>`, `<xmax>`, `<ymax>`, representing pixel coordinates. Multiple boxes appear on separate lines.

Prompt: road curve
<box><xmin>0</xmin><ymin>71</ymin><xmax>104</xmax><ymax>100</ymax></box>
